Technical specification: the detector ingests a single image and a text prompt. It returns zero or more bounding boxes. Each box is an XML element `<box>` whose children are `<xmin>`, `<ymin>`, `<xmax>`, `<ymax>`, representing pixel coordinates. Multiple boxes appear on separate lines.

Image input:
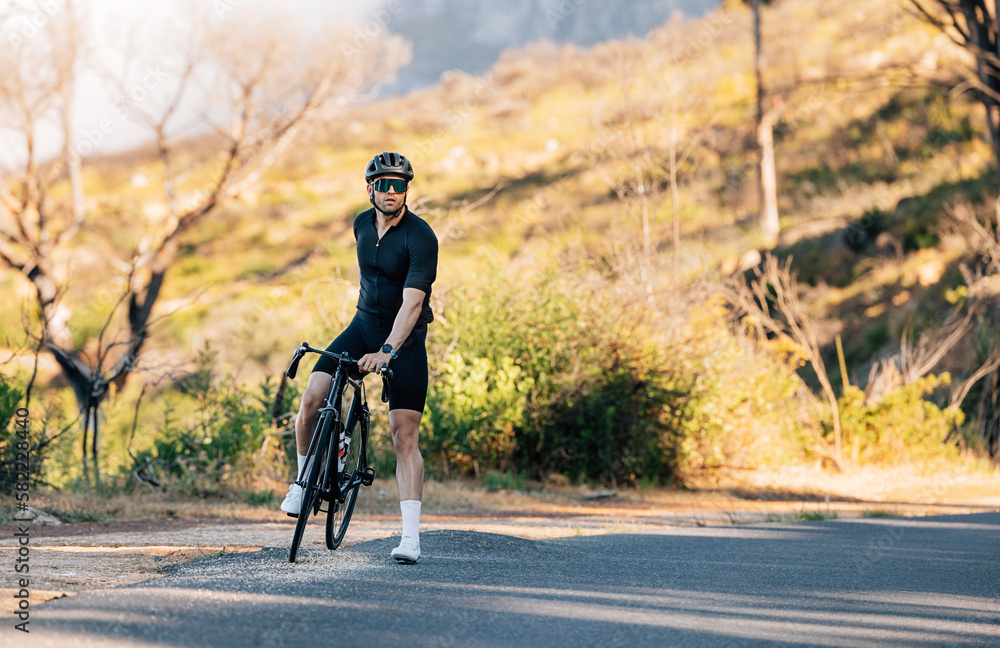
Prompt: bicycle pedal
<box><xmin>359</xmin><ymin>467</ymin><xmax>375</xmax><ymax>486</ymax></box>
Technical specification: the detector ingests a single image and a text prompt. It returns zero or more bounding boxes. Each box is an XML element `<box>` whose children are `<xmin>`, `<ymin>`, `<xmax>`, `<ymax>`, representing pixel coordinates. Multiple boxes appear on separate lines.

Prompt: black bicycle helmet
<box><xmin>365</xmin><ymin>151</ymin><xmax>414</xmax><ymax>182</ymax></box>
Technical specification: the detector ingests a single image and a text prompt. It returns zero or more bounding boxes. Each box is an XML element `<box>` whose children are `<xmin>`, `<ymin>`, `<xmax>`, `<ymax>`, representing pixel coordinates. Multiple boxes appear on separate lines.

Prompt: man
<box><xmin>281</xmin><ymin>151</ymin><xmax>438</xmax><ymax>564</ymax></box>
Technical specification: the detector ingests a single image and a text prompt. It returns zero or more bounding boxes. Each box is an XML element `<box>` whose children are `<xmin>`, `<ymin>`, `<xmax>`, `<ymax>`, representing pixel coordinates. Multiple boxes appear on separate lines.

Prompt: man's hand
<box><xmin>358</xmin><ymin>351</ymin><xmax>392</xmax><ymax>374</ymax></box>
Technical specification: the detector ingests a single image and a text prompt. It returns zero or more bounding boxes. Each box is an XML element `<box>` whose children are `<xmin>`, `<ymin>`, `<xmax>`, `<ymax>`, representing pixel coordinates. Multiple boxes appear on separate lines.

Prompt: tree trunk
<box><xmin>81</xmin><ymin>406</ymin><xmax>90</xmax><ymax>486</ymax></box>
<box><xmin>63</xmin><ymin>1</ymin><xmax>85</xmax><ymax>225</ymax></box>
<box><xmin>670</xmin><ymin>97</ymin><xmax>681</xmax><ymax>279</ymax></box>
<box><xmin>963</xmin><ymin>0</ymin><xmax>1000</xmax><ymax>188</ymax></box>
<box><xmin>758</xmin><ymin>112</ymin><xmax>780</xmax><ymax>246</ymax></box>
<box><xmin>46</xmin><ymin>343</ymin><xmax>110</xmax><ymax>487</ymax></box>
<box><xmin>90</xmin><ymin>400</ymin><xmax>101</xmax><ymax>485</ymax></box>
<box><xmin>753</xmin><ymin>0</ymin><xmax>780</xmax><ymax>247</ymax></box>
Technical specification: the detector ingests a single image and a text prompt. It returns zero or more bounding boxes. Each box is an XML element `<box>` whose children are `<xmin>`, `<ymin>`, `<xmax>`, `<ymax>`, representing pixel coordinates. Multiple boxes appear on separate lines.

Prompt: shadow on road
<box><xmin>21</xmin><ymin>513</ymin><xmax>1000</xmax><ymax>648</ymax></box>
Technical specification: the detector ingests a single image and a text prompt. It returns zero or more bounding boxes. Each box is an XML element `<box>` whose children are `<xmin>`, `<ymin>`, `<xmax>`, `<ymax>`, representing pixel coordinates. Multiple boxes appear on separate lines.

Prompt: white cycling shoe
<box><xmin>391</xmin><ymin>537</ymin><xmax>421</xmax><ymax>564</ymax></box>
<box><xmin>280</xmin><ymin>483</ymin><xmax>304</xmax><ymax>517</ymax></box>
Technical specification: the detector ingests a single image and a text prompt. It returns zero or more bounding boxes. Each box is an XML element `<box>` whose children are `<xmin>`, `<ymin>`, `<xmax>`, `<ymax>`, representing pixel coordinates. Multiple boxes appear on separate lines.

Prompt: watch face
<box><xmin>381</xmin><ymin>344</ymin><xmax>393</xmax><ymax>354</ymax></box>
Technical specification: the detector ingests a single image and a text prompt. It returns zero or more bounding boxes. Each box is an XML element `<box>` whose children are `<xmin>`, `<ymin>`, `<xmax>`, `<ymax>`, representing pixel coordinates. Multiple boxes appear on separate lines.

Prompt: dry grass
<box><xmin>23</xmin><ymin>457</ymin><xmax>1000</xmax><ymax>529</ymax></box>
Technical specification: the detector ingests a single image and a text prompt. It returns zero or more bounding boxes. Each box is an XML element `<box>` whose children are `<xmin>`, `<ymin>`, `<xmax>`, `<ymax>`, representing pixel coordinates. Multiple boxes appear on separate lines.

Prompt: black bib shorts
<box><xmin>311</xmin><ymin>315</ymin><xmax>428</xmax><ymax>412</ymax></box>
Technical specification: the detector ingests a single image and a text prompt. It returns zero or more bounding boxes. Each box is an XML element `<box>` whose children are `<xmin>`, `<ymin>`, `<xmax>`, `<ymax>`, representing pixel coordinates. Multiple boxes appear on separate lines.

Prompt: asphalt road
<box><xmin>9</xmin><ymin>512</ymin><xmax>1000</xmax><ymax>647</ymax></box>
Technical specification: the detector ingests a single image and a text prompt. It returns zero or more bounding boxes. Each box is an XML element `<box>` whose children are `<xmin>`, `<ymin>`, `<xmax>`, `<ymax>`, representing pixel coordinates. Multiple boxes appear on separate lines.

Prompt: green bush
<box><xmin>0</xmin><ymin>374</ymin><xmax>60</xmax><ymax>493</ymax></box>
<box><xmin>128</xmin><ymin>346</ymin><xmax>300</xmax><ymax>494</ymax></box>
<box><xmin>423</xmin><ymin>267</ymin><xmax>807</xmax><ymax>486</ymax></box>
<box><xmin>427</xmin><ymin>353</ymin><xmax>532</xmax><ymax>474</ymax></box>
<box><xmin>845</xmin><ymin>209</ymin><xmax>889</xmax><ymax>251</ymax></box>
<box><xmin>665</xmin><ymin>300</ymin><xmax>806</xmax><ymax>480</ymax></box>
<box><xmin>838</xmin><ymin>374</ymin><xmax>963</xmax><ymax>464</ymax></box>
<box><xmin>902</xmin><ymin>215</ymin><xmax>940</xmax><ymax>251</ymax></box>
<box><xmin>0</xmin><ymin>376</ymin><xmax>22</xmax><ymax>432</ymax></box>
<box><xmin>423</xmin><ymin>266</ymin><xmax>681</xmax><ymax>485</ymax></box>
<box><xmin>0</xmin><ymin>375</ymin><xmax>25</xmax><ymax>492</ymax></box>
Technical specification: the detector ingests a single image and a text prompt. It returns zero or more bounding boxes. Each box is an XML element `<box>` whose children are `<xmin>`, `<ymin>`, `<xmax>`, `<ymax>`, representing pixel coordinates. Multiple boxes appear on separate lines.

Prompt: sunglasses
<box><xmin>372</xmin><ymin>178</ymin><xmax>408</xmax><ymax>193</ymax></box>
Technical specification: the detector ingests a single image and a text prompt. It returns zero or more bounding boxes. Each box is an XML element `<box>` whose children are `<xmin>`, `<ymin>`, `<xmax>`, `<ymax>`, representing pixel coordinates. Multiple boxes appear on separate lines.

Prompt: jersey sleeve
<box><xmin>404</xmin><ymin>226</ymin><xmax>438</xmax><ymax>294</ymax></box>
<box><xmin>353</xmin><ymin>211</ymin><xmax>365</xmax><ymax>241</ymax></box>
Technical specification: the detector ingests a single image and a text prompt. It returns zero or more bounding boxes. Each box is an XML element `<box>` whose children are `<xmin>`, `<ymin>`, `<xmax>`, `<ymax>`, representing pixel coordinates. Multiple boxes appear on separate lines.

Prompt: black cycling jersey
<box><xmin>353</xmin><ymin>207</ymin><xmax>438</xmax><ymax>327</ymax></box>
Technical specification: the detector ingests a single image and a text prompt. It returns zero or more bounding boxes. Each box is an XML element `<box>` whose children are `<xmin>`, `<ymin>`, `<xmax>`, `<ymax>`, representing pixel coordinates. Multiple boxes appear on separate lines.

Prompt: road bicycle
<box><xmin>284</xmin><ymin>342</ymin><xmax>391</xmax><ymax>563</ymax></box>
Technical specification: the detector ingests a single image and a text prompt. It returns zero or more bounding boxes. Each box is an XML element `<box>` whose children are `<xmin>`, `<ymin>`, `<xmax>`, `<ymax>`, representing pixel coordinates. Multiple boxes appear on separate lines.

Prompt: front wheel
<box><xmin>289</xmin><ymin>414</ymin><xmax>331</xmax><ymax>563</ymax></box>
<box><xmin>325</xmin><ymin>412</ymin><xmax>365</xmax><ymax>549</ymax></box>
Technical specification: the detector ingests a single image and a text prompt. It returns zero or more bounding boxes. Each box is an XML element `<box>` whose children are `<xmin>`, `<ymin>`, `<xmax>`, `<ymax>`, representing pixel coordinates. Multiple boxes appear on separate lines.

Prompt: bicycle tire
<box><xmin>325</xmin><ymin>400</ymin><xmax>365</xmax><ymax>549</ymax></box>
<box><xmin>288</xmin><ymin>413</ymin><xmax>332</xmax><ymax>563</ymax></box>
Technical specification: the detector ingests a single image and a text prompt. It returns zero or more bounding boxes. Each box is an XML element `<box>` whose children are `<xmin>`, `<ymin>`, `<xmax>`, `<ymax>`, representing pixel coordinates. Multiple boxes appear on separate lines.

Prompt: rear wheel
<box><xmin>288</xmin><ymin>414</ymin><xmax>332</xmax><ymax>563</ymax></box>
<box><xmin>326</xmin><ymin>407</ymin><xmax>365</xmax><ymax>549</ymax></box>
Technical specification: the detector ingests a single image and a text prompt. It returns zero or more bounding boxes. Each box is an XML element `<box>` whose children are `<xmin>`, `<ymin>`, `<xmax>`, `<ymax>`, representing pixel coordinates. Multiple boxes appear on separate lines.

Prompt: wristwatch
<box><xmin>381</xmin><ymin>343</ymin><xmax>397</xmax><ymax>360</ymax></box>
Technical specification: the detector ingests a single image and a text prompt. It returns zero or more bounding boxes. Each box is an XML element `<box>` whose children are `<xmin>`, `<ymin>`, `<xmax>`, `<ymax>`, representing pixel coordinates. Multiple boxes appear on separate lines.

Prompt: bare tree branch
<box><xmin>0</xmin><ymin>5</ymin><xmax>410</xmax><ymax>484</ymax></box>
<box><xmin>901</xmin><ymin>306</ymin><xmax>976</xmax><ymax>383</ymax></box>
<box><xmin>946</xmin><ymin>198</ymin><xmax>1000</xmax><ymax>272</ymax></box>
<box><xmin>952</xmin><ymin>346</ymin><xmax>1000</xmax><ymax>407</ymax></box>
<box><xmin>725</xmin><ymin>253</ymin><xmax>844</xmax><ymax>469</ymax></box>
<box><xmin>910</xmin><ymin>1</ymin><xmax>972</xmax><ymax>44</ymax></box>
<box><xmin>911</xmin><ymin>1</ymin><xmax>1000</xmax><ymax>187</ymax></box>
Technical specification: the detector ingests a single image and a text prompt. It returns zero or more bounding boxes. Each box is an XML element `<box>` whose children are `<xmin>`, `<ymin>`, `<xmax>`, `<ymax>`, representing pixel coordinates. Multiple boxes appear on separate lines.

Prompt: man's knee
<box><xmin>392</xmin><ymin>426</ymin><xmax>419</xmax><ymax>449</ymax></box>
<box><xmin>390</xmin><ymin>413</ymin><xmax>421</xmax><ymax>452</ymax></box>
<box><xmin>299</xmin><ymin>374</ymin><xmax>331</xmax><ymax>415</ymax></box>
<box><xmin>299</xmin><ymin>388</ymin><xmax>323</xmax><ymax>414</ymax></box>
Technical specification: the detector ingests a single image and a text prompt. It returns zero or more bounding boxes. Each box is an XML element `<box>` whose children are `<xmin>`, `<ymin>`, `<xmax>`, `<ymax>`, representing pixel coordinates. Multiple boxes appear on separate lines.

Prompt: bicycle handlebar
<box><xmin>285</xmin><ymin>342</ymin><xmax>393</xmax><ymax>403</ymax></box>
<box><xmin>284</xmin><ymin>343</ymin><xmax>309</xmax><ymax>379</ymax></box>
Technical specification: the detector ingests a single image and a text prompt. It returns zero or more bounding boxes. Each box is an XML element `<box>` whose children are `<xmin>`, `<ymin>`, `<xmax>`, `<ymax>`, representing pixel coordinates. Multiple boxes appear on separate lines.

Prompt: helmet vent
<box><xmin>364</xmin><ymin>151</ymin><xmax>414</xmax><ymax>181</ymax></box>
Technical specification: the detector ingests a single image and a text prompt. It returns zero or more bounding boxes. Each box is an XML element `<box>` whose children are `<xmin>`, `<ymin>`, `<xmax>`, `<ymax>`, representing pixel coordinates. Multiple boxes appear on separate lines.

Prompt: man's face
<box><xmin>368</xmin><ymin>174</ymin><xmax>408</xmax><ymax>214</ymax></box>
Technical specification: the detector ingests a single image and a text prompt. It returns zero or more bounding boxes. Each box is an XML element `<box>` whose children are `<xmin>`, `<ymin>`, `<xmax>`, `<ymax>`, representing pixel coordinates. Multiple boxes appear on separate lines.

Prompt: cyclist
<box><xmin>281</xmin><ymin>151</ymin><xmax>438</xmax><ymax>564</ymax></box>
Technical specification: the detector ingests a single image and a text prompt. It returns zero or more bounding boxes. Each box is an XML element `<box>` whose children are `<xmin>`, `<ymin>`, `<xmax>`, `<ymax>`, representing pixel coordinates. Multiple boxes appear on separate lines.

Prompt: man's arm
<box><xmin>357</xmin><ymin>287</ymin><xmax>425</xmax><ymax>373</ymax></box>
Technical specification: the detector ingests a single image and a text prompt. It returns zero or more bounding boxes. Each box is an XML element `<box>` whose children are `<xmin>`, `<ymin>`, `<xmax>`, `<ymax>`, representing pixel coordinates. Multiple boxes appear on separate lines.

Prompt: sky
<box><xmin>0</xmin><ymin>0</ymin><xmax>714</xmax><ymax>166</ymax></box>
<box><xmin>85</xmin><ymin>0</ymin><xmax>379</xmax><ymax>29</ymax></box>
<box><xmin>0</xmin><ymin>0</ymin><xmax>388</xmax><ymax>165</ymax></box>
<box><xmin>84</xmin><ymin>0</ymin><xmax>383</xmax><ymax>148</ymax></box>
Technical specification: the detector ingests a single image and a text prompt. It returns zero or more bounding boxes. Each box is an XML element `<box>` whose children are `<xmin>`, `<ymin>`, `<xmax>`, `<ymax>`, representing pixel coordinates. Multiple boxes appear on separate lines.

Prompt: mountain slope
<box><xmin>4</xmin><ymin>0</ymin><xmax>993</xmax><ymax>414</ymax></box>
<box><xmin>384</xmin><ymin>0</ymin><xmax>719</xmax><ymax>93</ymax></box>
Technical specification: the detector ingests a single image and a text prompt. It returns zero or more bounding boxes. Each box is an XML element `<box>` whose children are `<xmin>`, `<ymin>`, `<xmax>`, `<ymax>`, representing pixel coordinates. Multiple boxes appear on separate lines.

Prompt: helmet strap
<box><xmin>370</xmin><ymin>193</ymin><xmax>407</xmax><ymax>219</ymax></box>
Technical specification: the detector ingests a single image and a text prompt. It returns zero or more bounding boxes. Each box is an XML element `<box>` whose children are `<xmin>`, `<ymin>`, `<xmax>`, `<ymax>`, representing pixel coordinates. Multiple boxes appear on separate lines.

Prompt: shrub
<box><xmin>0</xmin><ymin>375</ymin><xmax>25</xmax><ymax>492</ymax></box>
<box><xmin>838</xmin><ymin>374</ymin><xmax>963</xmax><ymax>464</ymax></box>
<box><xmin>0</xmin><ymin>375</ymin><xmax>22</xmax><ymax>431</ymax></box>
<box><xmin>0</xmin><ymin>371</ymin><xmax>69</xmax><ymax>495</ymax></box>
<box><xmin>665</xmin><ymin>299</ymin><xmax>807</xmax><ymax>481</ymax></box>
<box><xmin>128</xmin><ymin>346</ymin><xmax>300</xmax><ymax>494</ymax></box>
<box><xmin>424</xmin><ymin>265</ymin><xmax>682</xmax><ymax>485</ymax></box>
<box><xmin>427</xmin><ymin>353</ymin><xmax>532</xmax><ymax>475</ymax></box>
<box><xmin>423</xmin><ymin>266</ymin><xmax>807</xmax><ymax>486</ymax></box>
<box><xmin>845</xmin><ymin>209</ymin><xmax>889</xmax><ymax>251</ymax></box>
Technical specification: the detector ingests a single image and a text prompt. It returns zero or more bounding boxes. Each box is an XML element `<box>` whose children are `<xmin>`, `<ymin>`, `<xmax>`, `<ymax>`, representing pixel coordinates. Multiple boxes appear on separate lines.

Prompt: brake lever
<box><xmin>285</xmin><ymin>342</ymin><xmax>310</xmax><ymax>379</ymax></box>
<box><xmin>380</xmin><ymin>363</ymin><xmax>393</xmax><ymax>403</ymax></box>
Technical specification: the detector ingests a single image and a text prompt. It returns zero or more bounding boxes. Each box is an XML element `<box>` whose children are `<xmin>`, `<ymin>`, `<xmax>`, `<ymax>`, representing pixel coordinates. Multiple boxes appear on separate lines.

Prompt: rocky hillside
<box><xmin>5</xmin><ymin>0</ymin><xmax>999</xmax><ymax>454</ymax></box>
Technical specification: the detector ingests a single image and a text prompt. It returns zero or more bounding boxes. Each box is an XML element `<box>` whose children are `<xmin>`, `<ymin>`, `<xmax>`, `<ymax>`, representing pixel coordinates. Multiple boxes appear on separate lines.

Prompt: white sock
<box><xmin>296</xmin><ymin>453</ymin><xmax>315</xmax><ymax>482</ymax></box>
<box><xmin>400</xmin><ymin>500</ymin><xmax>421</xmax><ymax>543</ymax></box>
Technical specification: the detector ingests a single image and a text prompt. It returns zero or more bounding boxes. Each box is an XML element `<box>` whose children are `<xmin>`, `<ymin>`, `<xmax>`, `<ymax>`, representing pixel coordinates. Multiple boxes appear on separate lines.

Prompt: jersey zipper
<box><xmin>373</xmin><ymin>225</ymin><xmax>381</xmax><ymax>327</ymax></box>
<box><xmin>372</xmin><ymin>214</ymin><xmax>400</xmax><ymax>328</ymax></box>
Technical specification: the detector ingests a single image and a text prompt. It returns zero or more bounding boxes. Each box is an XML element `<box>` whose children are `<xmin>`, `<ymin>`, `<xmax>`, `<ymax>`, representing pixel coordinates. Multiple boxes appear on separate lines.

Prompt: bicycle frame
<box><xmin>310</xmin><ymin>366</ymin><xmax>368</xmax><ymax>505</ymax></box>
<box><xmin>285</xmin><ymin>342</ymin><xmax>389</xmax><ymax>561</ymax></box>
